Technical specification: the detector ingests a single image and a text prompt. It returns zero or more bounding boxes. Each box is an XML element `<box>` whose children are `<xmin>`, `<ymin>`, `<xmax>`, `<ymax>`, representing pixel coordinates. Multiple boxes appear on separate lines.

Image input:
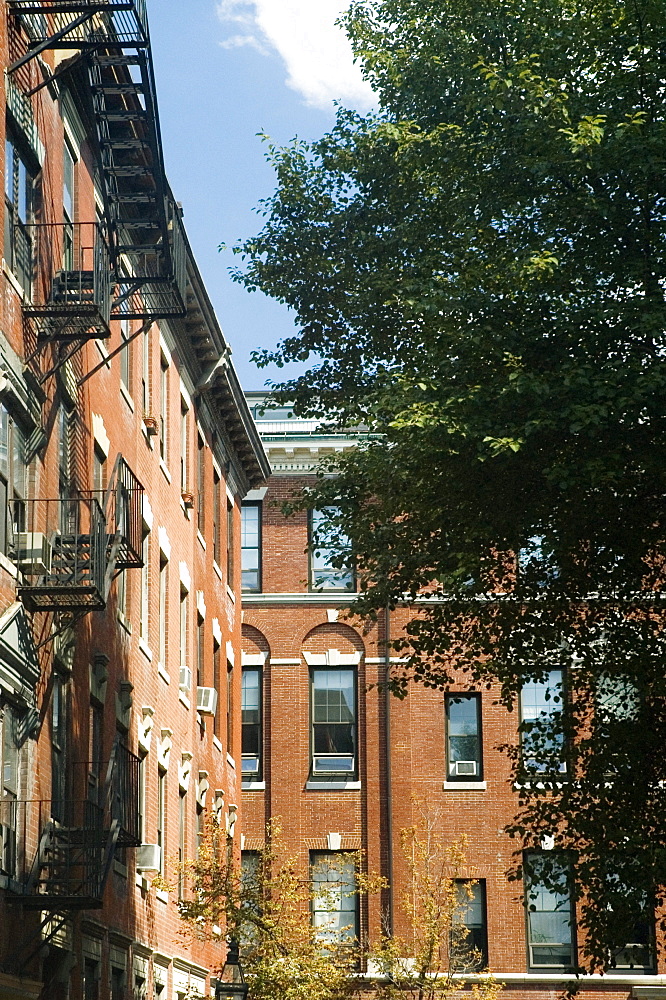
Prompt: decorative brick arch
<box><xmin>301</xmin><ymin>621</ymin><xmax>365</xmax><ymax>661</ymax></box>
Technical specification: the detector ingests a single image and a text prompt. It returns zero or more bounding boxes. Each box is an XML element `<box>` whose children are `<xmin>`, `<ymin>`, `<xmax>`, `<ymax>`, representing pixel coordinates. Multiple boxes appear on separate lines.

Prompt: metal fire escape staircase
<box><xmin>7</xmin><ymin>0</ymin><xmax>187</xmax><ymax>342</ymax></box>
<box><xmin>4</xmin><ymin>737</ymin><xmax>141</xmax><ymax>973</ymax></box>
<box><xmin>15</xmin><ymin>453</ymin><xmax>144</xmax><ymax>635</ymax></box>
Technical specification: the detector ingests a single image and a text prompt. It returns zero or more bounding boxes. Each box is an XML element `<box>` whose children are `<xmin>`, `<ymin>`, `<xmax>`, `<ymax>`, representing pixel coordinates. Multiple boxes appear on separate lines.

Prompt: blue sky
<box><xmin>148</xmin><ymin>1</ymin><xmax>373</xmax><ymax>390</ymax></box>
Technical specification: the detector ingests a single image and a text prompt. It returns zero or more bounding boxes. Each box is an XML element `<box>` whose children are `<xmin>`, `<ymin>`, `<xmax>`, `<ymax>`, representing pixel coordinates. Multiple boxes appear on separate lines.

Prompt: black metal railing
<box><xmin>13</xmin><ymin>495</ymin><xmax>107</xmax><ymax>612</ymax></box>
<box><xmin>106</xmin><ymin>455</ymin><xmax>144</xmax><ymax>570</ymax></box>
<box><xmin>23</xmin><ymin>221</ymin><xmax>112</xmax><ymax>339</ymax></box>
<box><xmin>4</xmin><ymin>740</ymin><xmax>142</xmax><ymax>909</ymax></box>
<box><xmin>8</xmin><ymin>1</ymin><xmax>149</xmax><ymax>48</ymax></box>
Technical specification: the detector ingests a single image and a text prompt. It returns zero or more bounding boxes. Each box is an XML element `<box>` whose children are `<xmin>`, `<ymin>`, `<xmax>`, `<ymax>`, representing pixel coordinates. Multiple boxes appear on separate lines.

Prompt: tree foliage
<box><xmin>232</xmin><ymin>0</ymin><xmax>666</xmax><ymax>971</ymax></box>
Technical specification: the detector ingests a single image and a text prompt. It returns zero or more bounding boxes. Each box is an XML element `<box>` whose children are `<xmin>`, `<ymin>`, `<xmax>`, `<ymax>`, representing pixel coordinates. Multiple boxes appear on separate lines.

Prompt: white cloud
<box><xmin>216</xmin><ymin>0</ymin><xmax>375</xmax><ymax>111</ymax></box>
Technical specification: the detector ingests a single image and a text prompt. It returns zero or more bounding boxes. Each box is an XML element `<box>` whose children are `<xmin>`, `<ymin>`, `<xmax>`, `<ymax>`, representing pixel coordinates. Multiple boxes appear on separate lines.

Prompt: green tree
<box><xmin>232</xmin><ymin>0</ymin><xmax>666</xmax><ymax>968</ymax></box>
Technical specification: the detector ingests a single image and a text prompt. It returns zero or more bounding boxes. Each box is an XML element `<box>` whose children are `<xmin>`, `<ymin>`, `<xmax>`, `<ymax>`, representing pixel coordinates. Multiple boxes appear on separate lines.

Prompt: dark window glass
<box><xmin>446</xmin><ymin>694</ymin><xmax>482</xmax><ymax>779</ymax></box>
<box><xmin>452</xmin><ymin>880</ymin><xmax>488</xmax><ymax>970</ymax></box>
<box><xmin>311</xmin><ymin>668</ymin><xmax>355</xmax><ymax>776</ymax></box>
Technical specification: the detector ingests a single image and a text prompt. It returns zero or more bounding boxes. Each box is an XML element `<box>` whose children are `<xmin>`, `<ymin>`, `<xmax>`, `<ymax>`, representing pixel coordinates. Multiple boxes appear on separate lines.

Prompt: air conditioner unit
<box><xmin>453</xmin><ymin>760</ymin><xmax>478</xmax><ymax>776</ymax></box>
<box><xmin>242</xmin><ymin>754</ymin><xmax>260</xmax><ymax>775</ymax></box>
<box><xmin>136</xmin><ymin>843</ymin><xmax>161</xmax><ymax>871</ymax></box>
<box><xmin>196</xmin><ymin>686</ymin><xmax>218</xmax><ymax>715</ymax></box>
<box><xmin>179</xmin><ymin>666</ymin><xmax>192</xmax><ymax>691</ymax></box>
<box><xmin>16</xmin><ymin>532</ymin><xmax>52</xmax><ymax>575</ymax></box>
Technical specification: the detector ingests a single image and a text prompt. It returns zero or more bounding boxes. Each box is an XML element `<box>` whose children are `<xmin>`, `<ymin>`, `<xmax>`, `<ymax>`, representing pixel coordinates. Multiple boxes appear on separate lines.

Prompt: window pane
<box><xmin>311</xmin><ymin>852</ymin><xmax>358</xmax><ymax>945</ymax></box>
<box><xmin>520</xmin><ymin>671</ymin><xmax>565</xmax><ymax>772</ymax></box>
<box><xmin>447</xmin><ymin>695</ymin><xmax>481</xmax><ymax>776</ymax></box>
<box><xmin>310</xmin><ymin>508</ymin><xmax>353</xmax><ymax>590</ymax></box>
<box><xmin>526</xmin><ymin>854</ymin><xmax>574</xmax><ymax>968</ymax></box>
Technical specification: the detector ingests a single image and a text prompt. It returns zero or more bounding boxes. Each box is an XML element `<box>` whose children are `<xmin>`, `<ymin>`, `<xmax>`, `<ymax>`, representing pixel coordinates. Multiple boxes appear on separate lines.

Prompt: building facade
<box><xmin>240</xmin><ymin>393</ymin><xmax>665</xmax><ymax>1000</ymax></box>
<box><xmin>0</xmin><ymin>4</ymin><xmax>268</xmax><ymax>999</ymax></box>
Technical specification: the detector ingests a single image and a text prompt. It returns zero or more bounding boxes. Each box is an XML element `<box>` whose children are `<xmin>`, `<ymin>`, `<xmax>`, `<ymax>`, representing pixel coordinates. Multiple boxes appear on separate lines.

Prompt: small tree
<box><xmin>369</xmin><ymin>804</ymin><xmax>501</xmax><ymax>1000</ymax></box>
<box><xmin>178</xmin><ymin>818</ymin><xmax>372</xmax><ymax>1000</ymax></box>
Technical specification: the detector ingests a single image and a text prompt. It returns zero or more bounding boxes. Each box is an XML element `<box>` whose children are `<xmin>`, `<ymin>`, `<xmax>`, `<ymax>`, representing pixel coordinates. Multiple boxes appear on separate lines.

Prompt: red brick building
<box><xmin>0</xmin><ymin>5</ymin><xmax>268</xmax><ymax>999</ymax></box>
<box><xmin>241</xmin><ymin>393</ymin><xmax>665</xmax><ymax>1000</ymax></box>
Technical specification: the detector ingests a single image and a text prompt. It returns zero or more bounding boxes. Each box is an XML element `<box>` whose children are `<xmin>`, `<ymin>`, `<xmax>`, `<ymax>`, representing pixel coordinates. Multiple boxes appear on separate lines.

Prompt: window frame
<box><xmin>445</xmin><ymin>693</ymin><xmax>483</xmax><ymax>781</ymax></box>
<box><xmin>451</xmin><ymin>879</ymin><xmax>488</xmax><ymax>971</ymax></box>
<box><xmin>310</xmin><ymin>666</ymin><xmax>357</xmax><ymax>779</ymax></box>
<box><xmin>519</xmin><ymin>669</ymin><xmax>567</xmax><ymax>776</ymax></box>
<box><xmin>524</xmin><ymin>852</ymin><xmax>576</xmax><ymax>970</ymax></box>
<box><xmin>310</xmin><ymin>850</ymin><xmax>359</xmax><ymax>948</ymax></box>
<box><xmin>241</xmin><ymin>666</ymin><xmax>263</xmax><ymax>781</ymax></box>
<box><xmin>308</xmin><ymin>508</ymin><xmax>354</xmax><ymax>592</ymax></box>
<box><xmin>241</xmin><ymin>501</ymin><xmax>262</xmax><ymax>593</ymax></box>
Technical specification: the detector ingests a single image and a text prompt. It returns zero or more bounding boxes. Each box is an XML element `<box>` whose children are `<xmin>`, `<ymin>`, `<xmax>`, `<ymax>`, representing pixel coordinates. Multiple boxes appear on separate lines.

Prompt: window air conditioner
<box><xmin>17</xmin><ymin>533</ymin><xmax>52</xmax><ymax>575</ymax></box>
<box><xmin>179</xmin><ymin>666</ymin><xmax>192</xmax><ymax>691</ymax></box>
<box><xmin>453</xmin><ymin>760</ymin><xmax>478</xmax><ymax>776</ymax></box>
<box><xmin>242</xmin><ymin>755</ymin><xmax>260</xmax><ymax>774</ymax></box>
<box><xmin>136</xmin><ymin>844</ymin><xmax>161</xmax><ymax>871</ymax></box>
<box><xmin>196</xmin><ymin>686</ymin><xmax>218</xmax><ymax>715</ymax></box>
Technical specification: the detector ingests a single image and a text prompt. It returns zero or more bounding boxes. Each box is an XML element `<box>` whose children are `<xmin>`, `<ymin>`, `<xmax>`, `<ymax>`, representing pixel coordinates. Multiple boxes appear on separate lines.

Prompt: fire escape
<box><xmin>7</xmin><ymin>0</ymin><xmax>187</xmax><ymax>351</ymax></box>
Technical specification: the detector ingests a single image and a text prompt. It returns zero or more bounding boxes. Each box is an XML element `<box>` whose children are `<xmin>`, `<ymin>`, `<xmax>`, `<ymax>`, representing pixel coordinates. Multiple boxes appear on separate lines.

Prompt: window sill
<box><xmin>226</xmin><ymin>584</ymin><xmax>235</xmax><ymax>603</ymax></box>
<box><xmin>242</xmin><ymin>780</ymin><xmax>266</xmax><ymax>791</ymax></box>
<box><xmin>95</xmin><ymin>339</ymin><xmax>111</xmax><ymax>367</ymax></box>
<box><xmin>180</xmin><ymin>498</ymin><xmax>192</xmax><ymax>520</ymax></box>
<box><xmin>155</xmin><ymin>889</ymin><xmax>168</xmax><ymax>903</ymax></box>
<box><xmin>227</xmin><ymin>753</ymin><xmax>236</xmax><ymax>769</ymax></box>
<box><xmin>113</xmin><ymin>859</ymin><xmax>128</xmax><ymax>877</ymax></box>
<box><xmin>2</xmin><ymin>260</ymin><xmax>26</xmax><ymax>299</ymax></box>
<box><xmin>197</xmin><ymin>530</ymin><xmax>206</xmax><ymax>550</ymax></box>
<box><xmin>306</xmin><ymin>780</ymin><xmax>361</xmax><ymax>791</ymax></box>
<box><xmin>213</xmin><ymin>561</ymin><xmax>223</xmax><ymax>581</ymax></box>
<box><xmin>135</xmin><ymin>872</ymin><xmax>149</xmax><ymax>890</ymax></box>
<box><xmin>212</xmin><ymin>736</ymin><xmax>223</xmax><ymax>752</ymax></box>
<box><xmin>178</xmin><ymin>690</ymin><xmax>190</xmax><ymax>709</ymax></box>
<box><xmin>159</xmin><ymin>458</ymin><xmax>171</xmax><ymax>484</ymax></box>
<box><xmin>120</xmin><ymin>382</ymin><xmax>134</xmax><ymax>411</ymax></box>
<box><xmin>0</xmin><ymin>551</ymin><xmax>18</xmax><ymax>579</ymax></box>
<box><xmin>157</xmin><ymin>663</ymin><xmax>170</xmax><ymax>685</ymax></box>
<box><xmin>116</xmin><ymin>610</ymin><xmax>132</xmax><ymax>634</ymax></box>
<box><xmin>443</xmin><ymin>780</ymin><xmax>487</xmax><ymax>791</ymax></box>
<box><xmin>141</xmin><ymin>422</ymin><xmax>154</xmax><ymax>449</ymax></box>
<box><xmin>138</xmin><ymin>637</ymin><xmax>153</xmax><ymax>662</ymax></box>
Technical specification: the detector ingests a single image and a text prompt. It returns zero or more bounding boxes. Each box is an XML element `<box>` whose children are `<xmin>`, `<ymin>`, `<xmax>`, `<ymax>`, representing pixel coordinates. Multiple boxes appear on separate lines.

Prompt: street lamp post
<box><xmin>215</xmin><ymin>939</ymin><xmax>249</xmax><ymax>1000</ymax></box>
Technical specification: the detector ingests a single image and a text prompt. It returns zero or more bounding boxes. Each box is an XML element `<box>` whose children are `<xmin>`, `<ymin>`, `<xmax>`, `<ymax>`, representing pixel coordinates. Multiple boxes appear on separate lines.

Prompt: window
<box><xmin>226</xmin><ymin>497</ymin><xmax>235</xmax><ymax>588</ymax></box>
<box><xmin>116</xmin><ymin>559</ymin><xmax>127</xmax><ymax>620</ymax></box>
<box><xmin>196</xmin><ymin>433</ymin><xmax>205</xmax><ymax>533</ymax></box>
<box><xmin>0</xmin><ymin>706</ymin><xmax>20</xmax><ymax>877</ymax></box>
<box><xmin>310</xmin><ymin>852</ymin><xmax>358</xmax><ymax>946</ymax></box>
<box><xmin>178</xmin><ymin>790</ymin><xmax>186</xmax><ymax>900</ymax></box>
<box><xmin>242</xmin><ymin>668</ymin><xmax>262</xmax><ymax>780</ymax></box>
<box><xmin>157</xmin><ymin>768</ymin><xmax>166</xmax><ymax>876</ymax></box>
<box><xmin>139</xmin><ymin>532</ymin><xmax>150</xmax><ymax>642</ymax></box>
<box><xmin>311</xmin><ymin>668</ymin><xmax>355</xmax><ymax>777</ymax></box>
<box><xmin>309</xmin><ymin>508</ymin><xmax>354</xmax><ymax>591</ymax></box>
<box><xmin>141</xmin><ymin>323</ymin><xmax>151</xmax><ymax>415</ymax></box>
<box><xmin>88</xmin><ymin>702</ymin><xmax>103</xmax><ymax>805</ymax></box>
<box><xmin>83</xmin><ymin>957</ymin><xmax>99</xmax><ymax>1000</ymax></box>
<box><xmin>58</xmin><ymin>404</ymin><xmax>74</xmax><ymax>500</ymax></box>
<box><xmin>51</xmin><ymin>673</ymin><xmax>68</xmax><ymax>821</ymax></box>
<box><xmin>451</xmin><ymin>880</ymin><xmax>487</xmax><ymax>970</ymax></box>
<box><xmin>520</xmin><ymin>670</ymin><xmax>565</xmax><ymax>774</ymax></box>
<box><xmin>110</xmin><ymin>958</ymin><xmax>126</xmax><ymax>1000</ymax></box>
<box><xmin>179</xmin><ymin>587</ymin><xmax>188</xmax><ymax>668</ymax></box>
<box><xmin>446</xmin><ymin>694</ymin><xmax>482</xmax><ymax>780</ymax></box>
<box><xmin>62</xmin><ymin>139</ymin><xmax>75</xmax><ymax>270</ymax></box>
<box><xmin>212</xmin><ymin>470</ymin><xmax>221</xmax><ymax>566</ymax></box>
<box><xmin>604</xmin><ymin>865</ymin><xmax>655</xmax><ymax>972</ymax></box>
<box><xmin>241</xmin><ymin>503</ymin><xmax>261</xmax><ymax>592</ymax></box>
<box><xmin>5</xmin><ymin>131</ymin><xmax>34</xmax><ymax>291</ymax></box>
<box><xmin>158</xmin><ymin>555</ymin><xmax>168</xmax><ymax>669</ymax></box>
<box><xmin>92</xmin><ymin>445</ymin><xmax>106</xmax><ymax>494</ymax></box>
<box><xmin>180</xmin><ymin>402</ymin><xmax>189</xmax><ymax>493</ymax></box>
<box><xmin>213</xmin><ymin>640</ymin><xmax>222</xmax><ymax>740</ymax></box>
<box><xmin>137</xmin><ymin>754</ymin><xmax>146</xmax><ymax>844</ymax></box>
<box><xmin>226</xmin><ymin>659</ymin><xmax>234</xmax><ymax>753</ymax></box>
<box><xmin>196</xmin><ymin>613</ymin><xmax>204</xmax><ymax>687</ymax></box>
<box><xmin>525</xmin><ymin>853</ymin><xmax>575</xmax><ymax>969</ymax></box>
<box><xmin>0</xmin><ymin>404</ymin><xmax>27</xmax><ymax>555</ymax></box>
<box><xmin>120</xmin><ymin>318</ymin><xmax>132</xmax><ymax>392</ymax></box>
<box><xmin>159</xmin><ymin>356</ymin><xmax>168</xmax><ymax>462</ymax></box>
